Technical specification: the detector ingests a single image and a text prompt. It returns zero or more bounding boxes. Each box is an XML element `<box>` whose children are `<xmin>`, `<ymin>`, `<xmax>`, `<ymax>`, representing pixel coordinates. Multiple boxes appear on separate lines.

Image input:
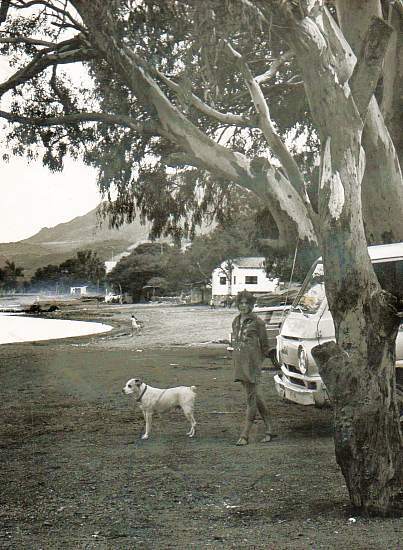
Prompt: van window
<box><xmin>373</xmin><ymin>260</ymin><xmax>403</xmax><ymax>311</ymax></box>
<box><xmin>292</xmin><ymin>262</ymin><xmax>326</xmax><ymax>314</ymax></box>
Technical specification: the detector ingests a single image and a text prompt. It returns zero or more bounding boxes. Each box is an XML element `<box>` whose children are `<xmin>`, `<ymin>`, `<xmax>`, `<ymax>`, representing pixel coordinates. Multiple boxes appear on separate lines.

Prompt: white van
<box><xmin>274</xmin><ymin>242</ymin><xmax>403</xmax><ymax>406</ymax></box>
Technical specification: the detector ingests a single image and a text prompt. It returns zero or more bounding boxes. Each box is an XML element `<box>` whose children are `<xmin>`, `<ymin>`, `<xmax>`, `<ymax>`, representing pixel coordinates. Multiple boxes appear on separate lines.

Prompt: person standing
<box><xmin>231</xmin><ymin>289</ymin><xmax>274</xmax><ymax>446</ymax></box>
<box><xmin>131</xmin><ymin>314</ymin><xmax>141</xmax><ymax>336</ymax></box>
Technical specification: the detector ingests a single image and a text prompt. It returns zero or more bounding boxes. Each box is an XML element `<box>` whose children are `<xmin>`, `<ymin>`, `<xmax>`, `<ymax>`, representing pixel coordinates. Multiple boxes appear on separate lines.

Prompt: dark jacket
<box><xmin>232</xmin><ymin>312</ymin><xmax>269</xmax><ymax>383</ymax></box>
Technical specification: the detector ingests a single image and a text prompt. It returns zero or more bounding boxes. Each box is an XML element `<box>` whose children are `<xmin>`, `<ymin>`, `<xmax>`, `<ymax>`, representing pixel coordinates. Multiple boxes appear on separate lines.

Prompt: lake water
<box><xmin>0</xmin><ymin>313</ymin><xmax>112</xmax><ymax>345</ymax></box>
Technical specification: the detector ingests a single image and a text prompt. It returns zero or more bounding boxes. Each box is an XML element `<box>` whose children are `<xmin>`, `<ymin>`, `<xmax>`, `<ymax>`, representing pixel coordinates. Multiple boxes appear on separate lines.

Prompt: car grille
<box><xmin>289</xmin><ymin>376</ymin><xmax>305</xmax><ymax>387</ymax></box>
<box><xmin>285</xmin><ymin>363</ymin><xmax>300</xmax><ymax>374</ymax></box>
<box><xmin>283</xmin><ymin>365</ymin><xmax>318</xmax><ymax>391</ymax></box>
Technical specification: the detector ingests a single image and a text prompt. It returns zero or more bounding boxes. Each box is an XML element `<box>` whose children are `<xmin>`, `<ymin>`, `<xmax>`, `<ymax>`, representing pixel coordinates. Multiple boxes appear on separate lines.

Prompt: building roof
<box><xmin>231</xmin><ymin>257</ymin><xmax>266</xmax><ymax>268</ymax></box>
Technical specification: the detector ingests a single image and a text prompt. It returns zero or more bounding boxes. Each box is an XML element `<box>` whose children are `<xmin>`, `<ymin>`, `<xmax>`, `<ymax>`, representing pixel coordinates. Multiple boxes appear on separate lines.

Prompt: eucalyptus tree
<box><xmin>0</xmin><ymin>0</ymin><xmax>402</xmax><ymax>514</ymax></box>
<box><xmin>0</xmin><ymin>260</ymin><xmax>24</xmax><ymax>290</ymax></box>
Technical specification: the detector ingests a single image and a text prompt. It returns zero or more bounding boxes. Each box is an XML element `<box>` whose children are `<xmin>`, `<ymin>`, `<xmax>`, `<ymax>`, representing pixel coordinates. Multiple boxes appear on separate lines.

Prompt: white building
<box><xmin>211</xmin><ymin>257</ymin><xmax>279</xmax><ymax>302</ymax></box>
<box><xmin>70</xmin><ymin>286</ymin><xmax>88</xmax><ymax>296</ymax></box>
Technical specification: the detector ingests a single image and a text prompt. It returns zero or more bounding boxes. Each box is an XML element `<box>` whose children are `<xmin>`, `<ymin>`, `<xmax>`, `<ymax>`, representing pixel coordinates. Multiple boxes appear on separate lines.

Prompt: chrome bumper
<box><xmin>274</xmin><ymin>364</ymin><xmax>328</xmax><ymax>406</ymax></box>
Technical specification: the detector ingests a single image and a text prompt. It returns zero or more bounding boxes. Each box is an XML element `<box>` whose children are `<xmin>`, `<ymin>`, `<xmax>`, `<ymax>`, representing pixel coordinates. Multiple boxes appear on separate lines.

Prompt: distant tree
<box><xmin>59</xmin><ymin>250</ymin><xmax>105</xmax><ymax>286</ymax></box>
<box><xmin>30</xmin><ymin>264</ymin><xmax>62</xmax><ymax>291</ymax></box>
<box><xmin>30</xmin><ymin>250</ymin><xmax>105</xmax><ymax>290</ymax></box>
<box><xmin>108</xmin><ymin>243</ymin><xmax>166</xmax><ymax>301</ymax></box>
<box><xmin>159</xmin><ymin>246</ymin><xmax>196</xmax><ymax>293</ymax></box>
<box><xmin>264</xmin><ymin>243</ymin><xmax>319</xmax><ymax>284</ymax></box>
<box><xmin>185</xmin><ymin>215</ymin><xmax>260</xmax><ymax>282</ymax></box>
<box><xmin>0</xmin><ymin>261</ymin><xmax>24</xmax><ymax>291</ymax></box>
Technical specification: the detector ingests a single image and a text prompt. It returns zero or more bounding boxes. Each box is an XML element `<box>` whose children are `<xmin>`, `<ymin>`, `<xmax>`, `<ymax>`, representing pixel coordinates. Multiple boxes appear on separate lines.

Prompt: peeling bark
<box><xmin>350</xmin><ymin>16</ymin><xmax>393</xmax><ymax>119</ymax></box>
<box><xmin>312</xmin><ymin>331</ymin><xmax>402</xmax><ymax>514</ymax></box>
<box><xmin>336</xmin><ymin>0</ymin><xmax>403</xmax><ymax>244</ymax></box>
<box><xmin>381</xmin><ymin>2</ymin><xmax>403</xmax><ymax>169</ymax></box>
<box><xmin>279</xmin><ymin>0</ymin><xmax>403</xmax><ymax>513</ymax></box>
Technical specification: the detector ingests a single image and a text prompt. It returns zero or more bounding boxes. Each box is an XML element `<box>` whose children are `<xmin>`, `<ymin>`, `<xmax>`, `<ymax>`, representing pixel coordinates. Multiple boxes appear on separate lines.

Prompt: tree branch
<box><xmin>350</xmin><ymin>16</ymin><xmax>394</xmax><ymax>120</ymax></box>
<box><xmin>154</xmin><ymin>67</ymin><xmax>255</xmax><ymax>127</ymax></box>
<box><xmin>0</xmin><ymin>36</ymin><xmax>92</xmax><ymax>98</ymax></box>
<box><xmin>11</xmin><ymin>0</ymin><xmax>85</xmax><ymax>31</ymax></box>
<box><xmin>0</xmin><ymin>36</ymin><xmax>57</xmax><ymax>47</ymax></box>
<box><xmin>50</xmin><ymin>65</ymin><xmax>75</xmax><ymax>113</ymax></box>
<box><xmin>70</xmin><ymin>0</ymin><xmax>318</xmax><ymax>246</ymax></box>
<box><xmin>223</xmin><ymin>39</ymin><xmax>310</xmax><ymax>204</ymax></box>
<box><xmin>0</xmin><ymin>0</ymin><xmax>11</xmax><ymax>24</ymax></box>
<box><xmin>255</xmin><ymin>51</ymin><xmax>293</xmax><ymax>84</ymax></box>
<box><xmin>320</xmin><ymin>6</ymin><xmax>356</xmax><ymax>85</ymax></box>
<box><xmin>0</xmin><ymin>109</ymin><xmax>158</xmax><ymax>134</ymax></box>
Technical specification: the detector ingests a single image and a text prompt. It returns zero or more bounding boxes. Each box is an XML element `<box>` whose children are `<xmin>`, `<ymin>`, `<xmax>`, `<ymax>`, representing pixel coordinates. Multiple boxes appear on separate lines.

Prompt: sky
<box><xmin>0</xmin><ymin>53</ymin><xmax>102</xmax><ymax>244</ymax></box>
<box><xmin>0</xmin><ymin>155</ymin><xmax>102</xmax><ymax>243</ymax></box>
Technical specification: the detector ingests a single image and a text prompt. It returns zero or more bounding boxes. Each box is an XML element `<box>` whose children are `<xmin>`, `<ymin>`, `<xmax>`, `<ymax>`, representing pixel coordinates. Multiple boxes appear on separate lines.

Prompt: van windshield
<box><xmin>292</xmin><ymin>262</ymin><xmax>325</xmax><ymax>314</ymax></box>
<box><xmin>373</xmin><ymin>260</ymin><xmax>403</xmax><ymax>312</ymax></box>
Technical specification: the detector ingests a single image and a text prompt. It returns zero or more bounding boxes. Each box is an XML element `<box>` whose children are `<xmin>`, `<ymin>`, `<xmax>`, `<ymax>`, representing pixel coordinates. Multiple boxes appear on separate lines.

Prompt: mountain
<box><xmin>0</xmin><ymin>206</ymin><xmax>157</xmax><ymax>278</ymax></box>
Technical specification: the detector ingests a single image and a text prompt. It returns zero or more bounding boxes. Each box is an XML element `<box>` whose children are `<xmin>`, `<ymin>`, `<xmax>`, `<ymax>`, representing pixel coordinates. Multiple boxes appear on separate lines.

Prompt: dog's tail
<box><xmin>190</xmin><ymin>385</ymin><xmax>197</xmax><ymax>393</ymax></box>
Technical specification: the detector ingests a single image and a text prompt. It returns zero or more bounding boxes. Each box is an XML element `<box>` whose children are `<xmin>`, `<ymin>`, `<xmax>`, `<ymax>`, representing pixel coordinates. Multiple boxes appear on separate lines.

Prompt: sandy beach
<box><xmin>0</xmin><ymin>302</ymin><xmax>401</xmax><ymax>549</ymax></box>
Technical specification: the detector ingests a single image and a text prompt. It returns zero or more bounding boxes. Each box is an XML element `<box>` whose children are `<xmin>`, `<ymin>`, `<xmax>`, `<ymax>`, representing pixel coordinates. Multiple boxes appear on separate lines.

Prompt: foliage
<box><xmin>0</xmin><ymin>260</ymin><xmax>24</xmax><ymax>291</ymax></box>
<box><xmin>108</xmin><ymin>208</ymin><xmax>316</xmax><ymax>298</ymax></box>
<box><xmin>0</xmin><ymin>0</ymin><xmax>317</xmax><ymax>242</ymax></box>
<box><xmin>107</xmin><ymin>242</ymin><xmax>167</xmax><ymax>301</ymax></box>
<box><xmin>30</xmin><ymin>250</ymin><xmax>105</xmax><ymax>290</ymax></box>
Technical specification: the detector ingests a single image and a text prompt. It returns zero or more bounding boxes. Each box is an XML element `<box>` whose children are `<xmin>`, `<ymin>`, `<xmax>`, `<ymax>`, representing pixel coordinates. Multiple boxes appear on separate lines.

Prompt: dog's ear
<box><xmin>134</xmin><ymin>379</ymin><xmax>142</xmax><ymax>387</ymax></box>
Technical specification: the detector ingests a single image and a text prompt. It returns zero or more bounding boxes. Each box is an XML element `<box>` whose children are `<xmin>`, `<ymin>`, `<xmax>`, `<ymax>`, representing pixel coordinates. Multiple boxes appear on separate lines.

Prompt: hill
<box><xmin>0</xmin><ymin>207</ymin><xmax>155</xmax><ymax>278</ymax></box>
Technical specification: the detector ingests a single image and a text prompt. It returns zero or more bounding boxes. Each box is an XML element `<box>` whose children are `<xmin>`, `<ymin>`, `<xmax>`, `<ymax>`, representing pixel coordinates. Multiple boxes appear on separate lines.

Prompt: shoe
<box><xmin>235</xmin><ymin>437</ymin><xmax>248</xmax><ymax>446</ymax></box>
<box><xmin>260</xmin><ymin>434</ymin><xmax>277</xmax><ymax>443</ymax></box>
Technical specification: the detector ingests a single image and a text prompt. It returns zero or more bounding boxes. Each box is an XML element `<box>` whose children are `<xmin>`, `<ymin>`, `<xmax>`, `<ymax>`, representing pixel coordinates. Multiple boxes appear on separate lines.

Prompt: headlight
<box><xmin>298</xmin><ymin>347</ymin><xmax>308</xmax><ymax>374</ymax></box>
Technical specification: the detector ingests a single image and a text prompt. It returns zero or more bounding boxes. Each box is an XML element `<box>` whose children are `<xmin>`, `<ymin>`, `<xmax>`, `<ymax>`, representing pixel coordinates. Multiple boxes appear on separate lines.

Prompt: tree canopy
<box><xmin>1</xmin><ymin>1</ymin><xmax>401</xmax><ymax>248</ymax></box>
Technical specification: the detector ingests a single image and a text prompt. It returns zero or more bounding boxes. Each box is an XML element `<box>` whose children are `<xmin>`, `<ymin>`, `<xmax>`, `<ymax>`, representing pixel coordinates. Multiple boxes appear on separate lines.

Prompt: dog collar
<box><xmin>136</xmin><ymin>385</ymin><xmax>148</xmax><ymax>402</ymax></box>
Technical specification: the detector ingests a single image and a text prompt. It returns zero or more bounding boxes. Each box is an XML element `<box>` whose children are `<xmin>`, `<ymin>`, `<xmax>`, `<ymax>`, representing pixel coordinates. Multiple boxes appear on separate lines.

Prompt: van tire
<box><xmin>313</xmin><ymin>392</ymin><xmax>329</xmax><ymax>408</ymax></box>
<box><xmin>268</xmin><ymin>349</ymin><xmax>280</xmax><ymax>369</ymax></box>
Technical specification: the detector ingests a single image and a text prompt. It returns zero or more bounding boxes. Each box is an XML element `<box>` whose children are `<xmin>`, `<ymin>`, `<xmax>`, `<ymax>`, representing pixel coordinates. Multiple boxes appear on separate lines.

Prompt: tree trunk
<box><xmin>312</xmin><ymin>292</ymin><xmax>402</xmax><ymax>514</ymax></box>
<box><xmin>336</xmin><ymin>0</ymin><xmax>403</xmax><ymax>244</ymax></box>
<box><xmin>282</xmin><ymin>3</ymin><xmax>403</xmax><ymax>513</ymax></box>
<box><xmin>381</xmin><ymin>2</ymin><xmax>403</xmax><ymax>169</ymax></box>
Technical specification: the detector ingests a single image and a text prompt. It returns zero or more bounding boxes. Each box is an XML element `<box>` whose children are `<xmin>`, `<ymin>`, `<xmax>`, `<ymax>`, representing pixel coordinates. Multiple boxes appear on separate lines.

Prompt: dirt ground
<box><xmin>0</xmin><ymin>303</ymin><xmax>402</xmax><ymax>549</ymax></box>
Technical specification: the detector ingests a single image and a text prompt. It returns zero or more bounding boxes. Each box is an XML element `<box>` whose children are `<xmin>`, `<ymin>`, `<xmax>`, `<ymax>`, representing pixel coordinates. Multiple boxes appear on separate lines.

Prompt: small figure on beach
<box><xmin>131</xmin><ymin>314</ymin><xmax>142</xmax><ymax>336</ymax></box>
<box><xmin>209</xmin><ymin>298</ymin><xmax>216</xmax><ymax>309</ymax></box>
<box><xmin>231</xmin><ymin>290</ymin><xmax>274</xmax><ymax>446</ymax></box>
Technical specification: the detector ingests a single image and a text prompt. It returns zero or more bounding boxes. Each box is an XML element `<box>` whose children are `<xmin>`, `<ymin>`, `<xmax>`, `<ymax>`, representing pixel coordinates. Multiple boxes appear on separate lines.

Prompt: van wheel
<box><xmin>268</xmin><ymin>349</ymin><xmax>280</xmax><ymax>369</ymax></box>
<box><xmin>313</xmin><ymin>393</ymin><xmax>329</xmax><ymax>408</ymax></box>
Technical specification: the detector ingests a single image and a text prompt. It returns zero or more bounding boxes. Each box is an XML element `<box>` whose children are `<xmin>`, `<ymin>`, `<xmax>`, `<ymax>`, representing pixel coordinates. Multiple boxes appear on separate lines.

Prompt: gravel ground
<box><xmin>0</xmin><ymin>302</ymin><xmax>402</xmax><ymax>549</ymax></box>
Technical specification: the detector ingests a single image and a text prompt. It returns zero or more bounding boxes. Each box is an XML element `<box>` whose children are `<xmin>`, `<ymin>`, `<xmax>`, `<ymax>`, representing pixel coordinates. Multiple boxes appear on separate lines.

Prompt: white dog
<box><xmin>123</xmin><ymin>378</ymin><xmax>197</xmax><ymax>440</ymax></box>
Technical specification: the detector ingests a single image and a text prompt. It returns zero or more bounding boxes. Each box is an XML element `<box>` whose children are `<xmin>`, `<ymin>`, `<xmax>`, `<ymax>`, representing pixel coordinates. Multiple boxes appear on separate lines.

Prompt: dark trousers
<box><xmin>240</xmin><ymin>381</ymin><xmax>272</xmax><ymax>439</ymax></box>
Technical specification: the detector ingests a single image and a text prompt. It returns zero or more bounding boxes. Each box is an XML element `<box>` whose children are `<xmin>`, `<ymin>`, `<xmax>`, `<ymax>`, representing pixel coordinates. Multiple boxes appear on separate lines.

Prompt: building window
<box><xmin>220</xmin><ymin>276</ymin><xmax>227</xmax><ymax>285</ymax></box>
<box><xmin>245</xmin><ymin>276</ymin><xmax>258</xmax><ymax>284</ymax></box>
<box><xmin>233</xmin><ymin>276</ymin><xmax>236</xmax><ymax>284</ymax></box>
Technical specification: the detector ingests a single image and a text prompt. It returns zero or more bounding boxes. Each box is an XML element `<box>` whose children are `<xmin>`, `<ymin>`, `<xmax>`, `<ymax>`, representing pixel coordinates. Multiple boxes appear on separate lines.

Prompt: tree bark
<box><xmin>381</xmin><ymin>2</ymin><xmax>403</xmax><ymax>169</ymax></box>
<box><xmin>312</xmin><ymin>306</ymin><xmax>402</xmax><ymax>513</ymax></box>
<box><xmin>281</xmin><ymin>2</ymin><xmax>403</xmax><ymax>514</ymax></box>
<box><xmin>336</xmin><ymin>0</ymin><xmax>403</xmax><ymax>244</ymax></box>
